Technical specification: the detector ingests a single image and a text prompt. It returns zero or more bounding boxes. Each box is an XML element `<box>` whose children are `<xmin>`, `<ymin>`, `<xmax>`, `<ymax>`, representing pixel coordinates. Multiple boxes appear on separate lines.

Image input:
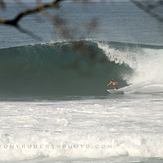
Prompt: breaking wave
<box><xmin>0</xmin><ymin>40</ymin><xmax>163</xmax><ymax>97</ymax></box>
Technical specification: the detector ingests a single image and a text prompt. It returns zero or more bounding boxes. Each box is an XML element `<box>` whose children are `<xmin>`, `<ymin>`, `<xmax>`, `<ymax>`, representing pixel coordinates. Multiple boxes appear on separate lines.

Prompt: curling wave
<box><xmin>0</xmin><ymin>40</ymin><xmax>163</xmax><ymax>97</ymax></box>
<box><xmin>0</xmin><ymin>40</ymin><xmax>132</xmax><ymax>97</ymax></box>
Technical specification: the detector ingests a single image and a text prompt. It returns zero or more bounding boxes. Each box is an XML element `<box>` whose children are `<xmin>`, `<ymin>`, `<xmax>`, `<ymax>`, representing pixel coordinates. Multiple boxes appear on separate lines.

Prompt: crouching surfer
<box><xmin>107</xmin><ymin>79</ymin><xmax>118</xmax><ymax>90</ymax></box>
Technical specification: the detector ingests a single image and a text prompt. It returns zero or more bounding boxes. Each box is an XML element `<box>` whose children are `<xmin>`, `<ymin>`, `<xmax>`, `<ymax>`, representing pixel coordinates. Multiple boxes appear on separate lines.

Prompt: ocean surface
<box><xmin>0</xmin><ymin>1</ymin><xmax>163</xmax><ymax>163</ymax></box>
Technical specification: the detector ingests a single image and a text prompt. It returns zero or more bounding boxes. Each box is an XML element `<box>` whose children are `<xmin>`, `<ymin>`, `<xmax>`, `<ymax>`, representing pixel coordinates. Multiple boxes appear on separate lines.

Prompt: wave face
<box><xmin>0</xmin><ymin>40</ymin><xmax>163</xmax><ymax>97</ymax></box>
<box><xmin>0</xmin><ymin>41</ymin><xmax>132</xmax><ymax>97</ymax></box>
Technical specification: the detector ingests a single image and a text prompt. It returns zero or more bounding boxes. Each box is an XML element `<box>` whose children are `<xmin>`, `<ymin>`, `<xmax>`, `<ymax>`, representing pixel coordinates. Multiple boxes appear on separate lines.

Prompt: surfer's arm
<box><xmin>107</xmin><ymin>82</ymin><xmax>112</xmax><ymax>87</ymax></box>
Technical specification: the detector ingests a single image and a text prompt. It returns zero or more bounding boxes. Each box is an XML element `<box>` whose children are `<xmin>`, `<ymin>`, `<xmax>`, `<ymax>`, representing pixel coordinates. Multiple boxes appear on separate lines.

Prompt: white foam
<box><xmin>97</xmin><ymin>42</ymin><xmax>137</xmax><ymax>68</ymax></box>
<box><xmin>0</xmin><ymin>99</ymin><xmax>163</xmax><ymax>161</ymax></box>
<box><xmin>1</xmin><ymin>130</ymin><xmax>163</xmax><ymax>161</ymax></box>
<box><xmin>97</xmin><ymin>42</ymin><xmax>163</xmax><ymax>93</ymax></box>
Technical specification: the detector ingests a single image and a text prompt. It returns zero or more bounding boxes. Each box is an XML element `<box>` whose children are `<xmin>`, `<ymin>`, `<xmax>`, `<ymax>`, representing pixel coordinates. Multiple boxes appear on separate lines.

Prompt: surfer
<box><xmin>107</xmin><ymin>80</ymin><xmax>118</xmax><ymax>90</ymax></box>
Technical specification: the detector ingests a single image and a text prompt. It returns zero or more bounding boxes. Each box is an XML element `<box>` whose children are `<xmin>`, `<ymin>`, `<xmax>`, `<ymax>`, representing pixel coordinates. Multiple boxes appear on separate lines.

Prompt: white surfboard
<box><xmin>107</xmin><ymin>89</ymin><xmax>124</xmax><ymax>94</ymax></box>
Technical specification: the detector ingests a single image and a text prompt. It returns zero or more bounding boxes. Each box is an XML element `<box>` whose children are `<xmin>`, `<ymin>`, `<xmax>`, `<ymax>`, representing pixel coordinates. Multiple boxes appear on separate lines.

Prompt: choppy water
<box><xmin>0</xmin><ymin>1</ymin><xmax>163</xmax><ymax>163</ymax></box>
<box><xmin>1</xmin><ymin>95</ymin><xmax>163</xmax><ymax>163</ymax></box>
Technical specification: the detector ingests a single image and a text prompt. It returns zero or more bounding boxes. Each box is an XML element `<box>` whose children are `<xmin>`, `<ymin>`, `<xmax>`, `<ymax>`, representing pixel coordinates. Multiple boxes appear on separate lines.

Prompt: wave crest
<box><xmin>0</xmin><ymin>40</ymin><xmax>132</xmax><ymax>97</ymax></box>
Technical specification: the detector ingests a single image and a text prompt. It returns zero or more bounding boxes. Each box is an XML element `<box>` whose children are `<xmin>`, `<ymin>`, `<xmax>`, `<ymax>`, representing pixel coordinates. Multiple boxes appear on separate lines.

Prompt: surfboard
<box><xmin>107</xmin><ymin>89</ymin><xmax>124</xmax><ymax>94</ymax></box>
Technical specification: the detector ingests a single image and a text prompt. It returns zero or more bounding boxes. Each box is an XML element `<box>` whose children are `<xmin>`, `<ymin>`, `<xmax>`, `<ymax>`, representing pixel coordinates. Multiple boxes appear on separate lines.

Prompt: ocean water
<box><xmin>0</xmin><ymin>1</ymin><xmax>163</xmax><ymax>163</ymax></box>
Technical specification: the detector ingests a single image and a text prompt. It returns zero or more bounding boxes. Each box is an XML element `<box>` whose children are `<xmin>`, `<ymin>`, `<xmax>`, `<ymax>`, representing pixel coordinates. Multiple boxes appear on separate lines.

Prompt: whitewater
<box><xmin>0</xmin><ymin>1</ymin><xmax>163</xmax><ymax>163</ymax></box>
<box><xmin>0</xmin><ymin>95</ymin><xmax>163</xmax><ymax>163</ymax></box>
